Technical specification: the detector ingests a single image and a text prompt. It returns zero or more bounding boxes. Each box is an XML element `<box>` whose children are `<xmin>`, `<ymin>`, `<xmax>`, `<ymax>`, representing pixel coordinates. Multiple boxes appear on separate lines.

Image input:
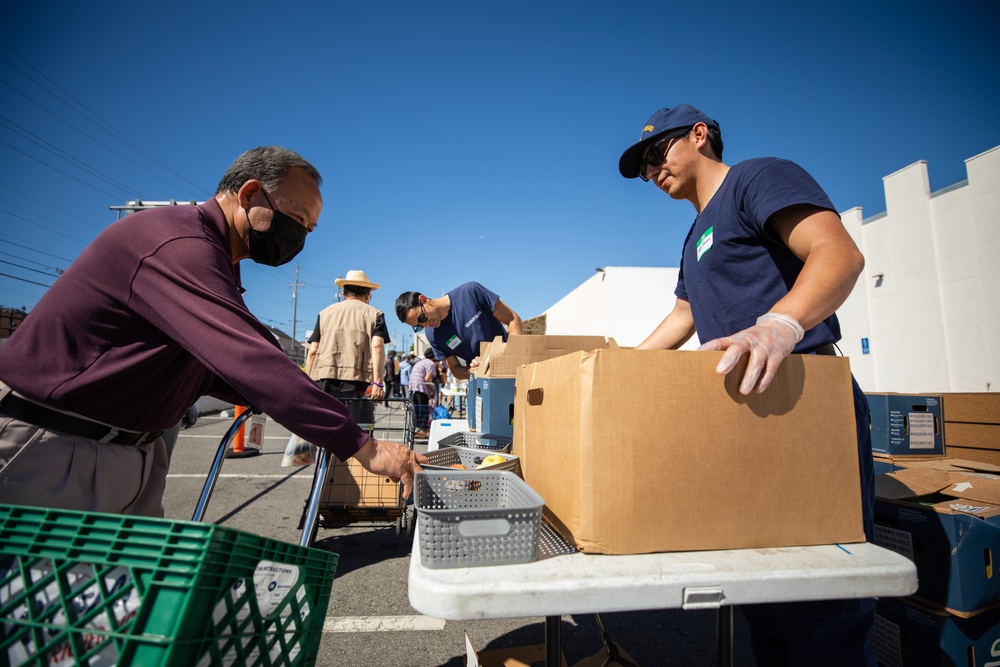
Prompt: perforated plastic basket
<box><xmin>423</xmin><ymin>446</ymin><xmax>522</xmax><ymax>477</ymax></box>
<box><xmin>0</xmin><ymin>504</ymin><xmax>338</xmax><ymax>667</ymax></box>
<box><xmin>415</xmin><ymin>471</ymin><xmax>543</xmax><ymax>569</ymax></box>
<box><xmin>435</xmin><ymin>432</ymin><xmax>512</xmax><ymax>452</ymax></box>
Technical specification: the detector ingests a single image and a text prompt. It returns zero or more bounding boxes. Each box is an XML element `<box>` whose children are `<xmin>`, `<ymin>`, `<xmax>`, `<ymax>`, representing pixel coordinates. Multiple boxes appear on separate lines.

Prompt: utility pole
<box><xmin>289</xmin><ymin>263</ymin><xmax>304</xmax><ymax>344</ymax></box>
<box><xmin>333</xmin><ymin>276</ymin><xmax>343</xmax><ymax>303</ymax></box>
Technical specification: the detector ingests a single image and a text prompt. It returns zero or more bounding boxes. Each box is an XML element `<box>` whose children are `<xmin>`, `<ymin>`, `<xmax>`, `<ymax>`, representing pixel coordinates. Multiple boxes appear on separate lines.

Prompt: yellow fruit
<box><xmin>476</xmin><ymin>454</ymin><xmax>507</xmax><ymax>469</ymax></box>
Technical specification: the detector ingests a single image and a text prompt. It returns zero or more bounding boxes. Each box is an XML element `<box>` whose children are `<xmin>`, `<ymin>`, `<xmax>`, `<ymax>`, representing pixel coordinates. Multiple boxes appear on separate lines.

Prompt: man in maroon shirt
<box><xmin>0</xmin><ymin>146</ymin><xmax>425</xmax><ymax>516</ymax></box>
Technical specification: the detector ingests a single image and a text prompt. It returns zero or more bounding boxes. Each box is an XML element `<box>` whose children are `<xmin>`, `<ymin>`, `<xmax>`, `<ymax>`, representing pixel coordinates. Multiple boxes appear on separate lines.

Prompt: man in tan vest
<box><xmin>305</xmin><ymin>270</ymin><xmax>389</xmax><ymax>426</ymax></box>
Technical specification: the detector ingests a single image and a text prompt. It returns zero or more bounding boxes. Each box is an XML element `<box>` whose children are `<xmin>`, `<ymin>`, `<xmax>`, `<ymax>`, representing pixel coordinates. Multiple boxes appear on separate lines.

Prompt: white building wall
<box><xmin>541</xmin><ymin>146</ymin><xmax>999</xmax><ymax>394</ymax></box>
<box><xmin>836</xmin><ymin>207</ymin><xmax>874</xmax><ymax>387</ymax></box>
<box><xmin>839</xmin><ymin>145</ymin><xmax>1000</xmax><ymax>393</ymax></box>
<box><xmin>542</xmin><ymin>267</ymin><xmax>700</xmax><ymax>349</ymax></box>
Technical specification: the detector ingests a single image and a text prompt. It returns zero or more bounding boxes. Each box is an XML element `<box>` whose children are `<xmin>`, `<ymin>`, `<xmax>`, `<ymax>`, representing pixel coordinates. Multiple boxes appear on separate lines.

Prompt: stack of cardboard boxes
<box><xmin>941</xmin><ymin>392</ymin><xmax>1000</xmax><ymax>466</ymax></box>
<box><xmin>867</xmin><ymin>392</ymin><xmax>1000</xmax><ymax>666</ymax></box>
<box><xmin>463</xmin><ymin>341</ymin><xmax>1000</xmax><ymax>664</ymax></box>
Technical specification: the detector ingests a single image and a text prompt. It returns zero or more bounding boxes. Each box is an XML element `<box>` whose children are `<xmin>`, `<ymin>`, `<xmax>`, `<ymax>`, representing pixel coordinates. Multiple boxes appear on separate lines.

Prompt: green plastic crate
<box><xmin>0</xmin><ymin>504</ymin><xmax>338</xmax><ymax>667</ymax></box>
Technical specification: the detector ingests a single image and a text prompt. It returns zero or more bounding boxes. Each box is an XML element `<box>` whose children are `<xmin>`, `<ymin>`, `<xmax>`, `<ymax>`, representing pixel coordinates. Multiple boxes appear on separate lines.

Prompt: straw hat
<box><xmin>334</xmin><ymin>269</ymin><xmax>380</xmax><ymax>290</ymax></box>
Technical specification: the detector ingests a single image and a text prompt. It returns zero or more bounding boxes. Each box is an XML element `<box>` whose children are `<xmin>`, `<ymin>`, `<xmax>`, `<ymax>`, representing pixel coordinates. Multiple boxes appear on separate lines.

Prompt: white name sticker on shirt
<box><xmin>697</xmin><ymin>226</ymin><xmax>714</xmax><ymax>262</ymax></box>
<box><xmin>446</xmin><ymin>334</ymin><xmax>462</xmax><ymax>350</ymax></box>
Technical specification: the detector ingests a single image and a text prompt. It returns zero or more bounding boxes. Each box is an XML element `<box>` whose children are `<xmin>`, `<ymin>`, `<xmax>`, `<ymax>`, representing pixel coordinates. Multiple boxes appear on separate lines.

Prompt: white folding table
<box><xmin>408</xmin><ymin>525</ymin><xmax>917</xmax><ymax>666</ymax></box>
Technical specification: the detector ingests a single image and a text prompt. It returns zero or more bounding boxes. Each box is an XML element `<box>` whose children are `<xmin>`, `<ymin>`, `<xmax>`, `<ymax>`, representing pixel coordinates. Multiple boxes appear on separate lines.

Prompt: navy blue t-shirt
<box><xmin>675</xmin><ymin>157</ymin><xmax>842</xmax><ymax>351</ymax></box>
<box><xmin>426</xmin><ymin>282</ymin><xmax>506</xmax><ymax>363</ymax></box>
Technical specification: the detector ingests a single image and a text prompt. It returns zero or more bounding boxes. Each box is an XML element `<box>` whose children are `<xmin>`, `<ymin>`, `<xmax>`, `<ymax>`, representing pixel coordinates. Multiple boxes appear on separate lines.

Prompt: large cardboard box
<box><xmin>873</xmin><ymin>461</ymin><xmax>1000</xmax><ymax>616</ymax></box>
<box><xmin>513</xmin><ymin>349</ymin><xmax>865</xmax><ymax>554</ymax></box>
<box><xmin>866</xmin><ymin>393</ymin><xmax>946</xmax><ymax>456</ymax></box>
<box><xmin>871</xmin><ymin>597</ymin><xmax>1000</xmax><ymax>667</ymax></box>
<box><xmin>940</xmin><ymin>392</ymin><xmax>1000</xmax><ymax>424</ymax></box>
<box><xmin>473</xmin><ymin>335</ymin><xmax>616</xmax><ymax>438</ymax></box>
<box><xmin>945</xmin><ymin>443</ymin><xmax>1000</xmax><ymax>467</ymax></box>
<box><xmin>319</xmin><ymin>457</ymin><xmax>399</xmax><ymax>508</ymax></box>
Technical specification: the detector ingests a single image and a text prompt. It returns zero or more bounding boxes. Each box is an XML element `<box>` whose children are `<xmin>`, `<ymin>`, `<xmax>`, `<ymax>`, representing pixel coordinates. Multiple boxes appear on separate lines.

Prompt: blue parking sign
<box><xmin>862</xmin><ymin>337</ymin><xmax>870</xmax><ymax>355</ymax></box>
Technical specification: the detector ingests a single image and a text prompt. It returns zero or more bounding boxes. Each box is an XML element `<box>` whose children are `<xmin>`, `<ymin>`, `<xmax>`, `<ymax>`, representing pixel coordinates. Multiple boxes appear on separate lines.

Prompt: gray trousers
<box><xmin>0</xmin><ymin>415</ymin><xmax>169</xmax><ymax>517</ymax></box>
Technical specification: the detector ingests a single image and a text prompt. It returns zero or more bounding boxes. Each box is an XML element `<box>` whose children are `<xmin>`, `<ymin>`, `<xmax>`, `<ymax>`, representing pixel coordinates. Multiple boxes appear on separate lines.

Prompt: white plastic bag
<box><xmin>281</xmin><ymin>433</ymin><xmax>316</xmax><ymax>467</ymax></box>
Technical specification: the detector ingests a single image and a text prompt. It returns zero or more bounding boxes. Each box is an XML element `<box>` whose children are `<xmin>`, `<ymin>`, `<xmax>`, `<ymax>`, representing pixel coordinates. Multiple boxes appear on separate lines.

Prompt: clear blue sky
<box><xmin>2</xmin><ymin>1</ymin><xmax>998</xmax><ymax>353</ymax></box>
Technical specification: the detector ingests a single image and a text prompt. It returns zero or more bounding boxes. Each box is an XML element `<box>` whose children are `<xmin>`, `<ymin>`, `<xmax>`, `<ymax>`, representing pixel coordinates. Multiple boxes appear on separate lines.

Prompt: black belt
<box><xmin>0</xmin><ymin>394</ymin><xmax>161</xmax><ymax>447</ymax></box>
<box><xmin>811</xmin><ymin>343</ymin><xmax>838</xmax><ymax>356</ymax></box>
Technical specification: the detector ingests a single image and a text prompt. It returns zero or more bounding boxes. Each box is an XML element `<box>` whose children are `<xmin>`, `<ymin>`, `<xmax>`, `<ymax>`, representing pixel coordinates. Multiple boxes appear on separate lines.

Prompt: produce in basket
<box><xmin>476</xmin><ymin>454</ymin><xmax>507</xmax><ymax>469</ymax></box>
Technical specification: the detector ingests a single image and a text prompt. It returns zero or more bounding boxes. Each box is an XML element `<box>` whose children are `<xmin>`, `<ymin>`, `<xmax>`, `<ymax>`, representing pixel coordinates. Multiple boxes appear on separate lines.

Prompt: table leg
<box><xmin>545</xmin><ymin>615</ymin><xmax>561</xmax><ymax>667</ymax></box>
<box><xmin>717</xmin><ymin>606</ymin><xmax>733</xmax><ymax>667</ymax></box>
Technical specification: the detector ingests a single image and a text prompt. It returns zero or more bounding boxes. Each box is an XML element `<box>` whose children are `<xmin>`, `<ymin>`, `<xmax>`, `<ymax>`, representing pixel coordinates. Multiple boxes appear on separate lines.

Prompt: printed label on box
<box><xmin>873</xmin><ymin>525</ymin><xmax>915</xmax><ymax>562</ymax></box>
<box><xmin>907</xmin><ymin>412</ymin><xmax>936</xmax><ymax>449</ymax></box>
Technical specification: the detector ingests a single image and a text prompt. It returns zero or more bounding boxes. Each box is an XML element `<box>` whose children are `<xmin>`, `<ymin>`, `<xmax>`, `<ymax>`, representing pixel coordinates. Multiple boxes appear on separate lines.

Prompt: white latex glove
<box><xmin>697</xmin><ymin>313</ymin><xmax>804</xmax><ymax>395</ymax></box>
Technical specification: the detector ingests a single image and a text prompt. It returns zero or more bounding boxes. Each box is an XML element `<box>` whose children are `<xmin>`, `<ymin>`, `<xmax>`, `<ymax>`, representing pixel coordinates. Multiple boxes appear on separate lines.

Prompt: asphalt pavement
<box><xmin>162</xmin><ymin>405</ymin><xmax>757</xmax><ymax>666</ymax></box>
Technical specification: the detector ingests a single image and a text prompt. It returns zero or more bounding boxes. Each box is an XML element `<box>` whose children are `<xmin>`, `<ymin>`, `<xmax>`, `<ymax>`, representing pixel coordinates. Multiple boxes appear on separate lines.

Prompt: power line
<box><xmin>1</xmin><ymin>114</ymin><xmax>141</xmax><ymax>196</ymax></box>
<box><xmin>0</xmin><ymin>270</ymin><xmax>53</xmax><ymax>288</ymax></box>
<box><xmin>0</xmin><ymin>179</ymin><xmax>99</xmax><ymax>229</ymax></box>
<box><xmin>0</xmin><ymin>43</ymin><xmax>207</xmax><ymax>195</ymax></box>
<box><xmin>0</xmin><ymin>258</ymin><xmax>61</xmax><ymax>277</ymax></box>
<box><xmin>0</xmin><ymin>238</ymin><xmax>76</xmax><ymax>263</ymax></box>
<box><xmin>0</xmin><ymin>138</ymin><xmax>123</xmax><ymax>200</ymax></box>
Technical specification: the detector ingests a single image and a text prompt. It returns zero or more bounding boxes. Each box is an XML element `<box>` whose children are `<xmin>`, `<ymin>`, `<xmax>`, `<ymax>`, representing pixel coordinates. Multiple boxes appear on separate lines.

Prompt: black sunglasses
<box><xmin>638</xmin><ymin>127</ymin><xmax>692</xmax><ymax>181</ymax></box>
<box><xmin>412</xmin><ymin>302</ymin><xmax>428</xmax><ymax>332</ymax></box>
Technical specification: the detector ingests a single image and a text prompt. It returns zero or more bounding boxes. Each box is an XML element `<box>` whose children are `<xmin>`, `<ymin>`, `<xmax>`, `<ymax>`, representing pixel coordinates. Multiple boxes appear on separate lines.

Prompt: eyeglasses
<box><xmin>638</xmin><ymin>127</ymin><xmax>691</xmax><ymax>182</ymax></box>
<box><xmin>412</xmin><ymin>302</ymin><xmax>428</xmax><ymax>332</ymax></box>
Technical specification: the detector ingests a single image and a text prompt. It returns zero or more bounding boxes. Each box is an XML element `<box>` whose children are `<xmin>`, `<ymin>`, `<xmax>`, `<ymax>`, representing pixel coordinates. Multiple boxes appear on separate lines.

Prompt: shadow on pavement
<box><xmin>311</xmin><ymin>522</ymin><xmax>416</xmax><ymax>577</ymax></box>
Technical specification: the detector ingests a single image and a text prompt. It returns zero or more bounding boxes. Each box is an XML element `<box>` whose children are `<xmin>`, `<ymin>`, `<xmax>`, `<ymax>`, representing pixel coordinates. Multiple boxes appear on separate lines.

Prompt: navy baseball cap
<box><xmin>618</xmin><ymin>104</ymin><xmax>719</xmax><ymax>179</ymax></box>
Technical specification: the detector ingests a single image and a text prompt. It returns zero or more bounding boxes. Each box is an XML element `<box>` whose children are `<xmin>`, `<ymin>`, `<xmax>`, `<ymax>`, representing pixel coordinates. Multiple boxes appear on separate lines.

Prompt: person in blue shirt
<box><xmin>619</xmin><ymin>104</ymin><xmax>875</xmax><ymax>667</ymax></box>
<box><xmin>394</xmin><ymin>282</ymin><xmax>522</xmax><ymax>380</ymax></box>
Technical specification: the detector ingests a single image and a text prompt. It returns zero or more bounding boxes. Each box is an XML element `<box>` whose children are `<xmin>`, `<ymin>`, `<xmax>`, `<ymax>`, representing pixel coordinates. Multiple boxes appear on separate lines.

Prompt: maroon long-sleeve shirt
<box><xmin>0</xmin><ymin>199</ymin><xmax>368</xmax><ymax>460</ymax></box>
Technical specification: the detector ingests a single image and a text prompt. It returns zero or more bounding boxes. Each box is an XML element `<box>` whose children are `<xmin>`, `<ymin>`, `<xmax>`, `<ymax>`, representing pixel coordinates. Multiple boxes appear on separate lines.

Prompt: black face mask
<box><xmin>246</xmin><ymin>189</ymin><xmax>307</xmax><ymax>266</ymax></box>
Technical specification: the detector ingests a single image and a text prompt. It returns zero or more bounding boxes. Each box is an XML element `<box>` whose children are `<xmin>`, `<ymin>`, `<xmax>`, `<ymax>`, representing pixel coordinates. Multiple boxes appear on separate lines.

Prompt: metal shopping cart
<box><xmin>297</xmin><ymin>397</ymin><xmax>416</xmax><ymax>543</ymax></box>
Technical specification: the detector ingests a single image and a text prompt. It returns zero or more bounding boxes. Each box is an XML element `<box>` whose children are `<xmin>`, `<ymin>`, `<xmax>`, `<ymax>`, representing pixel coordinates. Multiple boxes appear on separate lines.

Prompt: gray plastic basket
<box><xmin>436</xmin><ymin>431</ymin><xmax>512</xmax><ymax>452</ymax></box>
<box><xmin>415</xmin><ymin>470</ymin><xmax>543</xmax><ymax>569</ymax></box>
<box><xmin>423</xmin><ymin>446</ymin><xmax>522</xmax><ymax>477</ymax></box>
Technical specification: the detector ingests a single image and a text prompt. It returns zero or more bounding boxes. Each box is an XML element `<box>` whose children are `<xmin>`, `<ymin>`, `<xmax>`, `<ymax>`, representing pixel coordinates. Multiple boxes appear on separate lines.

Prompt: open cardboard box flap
<box><xmin>878</xmin><ymin>465</ymin><xmax>1000</xmax><ymax>507</ymax></box>
<box><xmin>477</xmin><ymin>335</ymin><xmax>617</xmax><ymax>378</ymax></box>
<box><xmin>902</xmin><ymin>457</ymin><xmax>1000</xmax><ymax>475</ymax></box>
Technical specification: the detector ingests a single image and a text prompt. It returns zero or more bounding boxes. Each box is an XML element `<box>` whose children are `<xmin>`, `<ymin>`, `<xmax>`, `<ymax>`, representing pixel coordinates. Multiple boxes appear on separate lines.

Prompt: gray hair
<box><xmin>215</xmin><ymin>146</ymin><xmax>322</xmax><ymax>195</ymax></box>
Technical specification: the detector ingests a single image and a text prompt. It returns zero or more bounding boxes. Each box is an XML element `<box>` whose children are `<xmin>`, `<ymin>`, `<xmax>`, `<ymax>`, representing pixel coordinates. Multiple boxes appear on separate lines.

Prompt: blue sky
<box><xmin>2</xmin><ymin>1</ymin><xmax>998</xmax><ymax>353</ymax></box>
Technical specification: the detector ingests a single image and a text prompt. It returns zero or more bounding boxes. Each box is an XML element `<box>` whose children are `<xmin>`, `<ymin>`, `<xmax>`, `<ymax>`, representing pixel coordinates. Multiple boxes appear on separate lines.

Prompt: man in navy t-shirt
<box><xmin>619</xmin><ymin>105</ymin><xmax>876</xmax><ymax>666</ymax></box>
<box><xmin>394</xmin><ymin>282</ymin><xmax>522</xmax><ymax>380</ymax></box>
